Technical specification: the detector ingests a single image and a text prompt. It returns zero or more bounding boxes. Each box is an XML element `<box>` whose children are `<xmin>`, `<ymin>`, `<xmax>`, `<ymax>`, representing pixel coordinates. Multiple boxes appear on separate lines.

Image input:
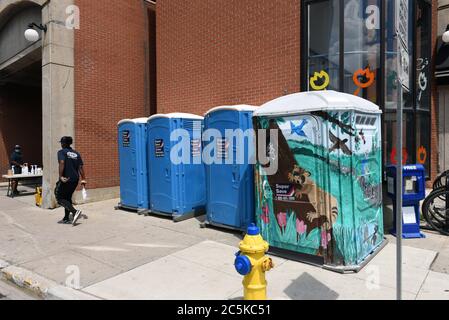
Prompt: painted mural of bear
<box><xmin>255</xmin><ymin>118</ymin><xmax>339</xmax><ymax>262</ymax></box>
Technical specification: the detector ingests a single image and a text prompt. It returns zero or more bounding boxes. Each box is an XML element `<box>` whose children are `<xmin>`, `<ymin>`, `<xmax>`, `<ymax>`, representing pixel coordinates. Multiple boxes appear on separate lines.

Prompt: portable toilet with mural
<box><xmin>203</xmin><ymin>105</ymin><xmax>258</xmax><ymax>231</ymax></box>
<box><xmin>117</xmin><ymin>118</ymin><xmax>149</xmax><ymax>214</ymax></box>
<box><xmin>147</xmin><ymin>113</ymin><xmax>206</xmax><ymax>221</ymax></box>
<box><xmin>253</xmin><ymin>91</ymin><xmax>386</xmax><ymax>272</ymax></box>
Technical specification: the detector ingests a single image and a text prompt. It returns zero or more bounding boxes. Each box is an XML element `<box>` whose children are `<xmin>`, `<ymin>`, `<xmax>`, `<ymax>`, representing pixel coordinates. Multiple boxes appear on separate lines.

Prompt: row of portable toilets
<box><xmin>118</xmin><ymin>91</ymin><xmax>386</xmax><ymax>271</ymax></box>
<box><xmin>118</xmin><ymin>107</ymin><xmax>256</xmax><ymax>229</ymax></box>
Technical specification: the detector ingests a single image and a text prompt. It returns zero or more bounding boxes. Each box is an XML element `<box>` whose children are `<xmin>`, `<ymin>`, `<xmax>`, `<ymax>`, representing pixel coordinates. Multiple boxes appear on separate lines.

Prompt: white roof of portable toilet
<box><xmin>253</xmin><ymin>91</ymin><xmax>382</xmax><ymax>117</ymax></box>
<box><xmin>117</xmin><ymin>117</ymin><xmax>149</xmax><ymax>126</ymax></box>
<box><xmin>205</xmin><ymin>105</ymin><xmax>259</xmax><ymax>116</ymax></box>
<box><xmin>148</xmin><ymin>113</ymin><xmax>204</xmax><ymax>121</ymax></box>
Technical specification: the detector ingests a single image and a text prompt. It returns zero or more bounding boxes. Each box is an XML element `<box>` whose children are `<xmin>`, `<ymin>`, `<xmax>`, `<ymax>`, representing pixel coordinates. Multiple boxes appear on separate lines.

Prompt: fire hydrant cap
<box><xmin>247</xmin><ymin>223</ymin><xmax>260</xmax><ymax>236</ymax></box>
<box><xmin>234</xmin><ymin>255</ymin><xmax>252</xmax><ymax>276</ymax></box>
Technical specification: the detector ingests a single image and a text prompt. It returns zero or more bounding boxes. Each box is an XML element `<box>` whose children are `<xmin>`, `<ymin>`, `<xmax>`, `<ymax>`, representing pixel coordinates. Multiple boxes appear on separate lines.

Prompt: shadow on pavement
<box><xmin>284</xmin><ymin>272</ymin><xmax>339</xmax><ymax>300</ymax></box>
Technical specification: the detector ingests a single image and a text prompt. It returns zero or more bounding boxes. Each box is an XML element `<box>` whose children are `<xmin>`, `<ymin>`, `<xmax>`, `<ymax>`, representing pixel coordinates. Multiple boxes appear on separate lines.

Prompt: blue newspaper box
<box><xmin>204</xmin><ymin>105</ymin><xmax>258</xmax><ymax>231</ymax></box>
<box><xmin>387</xmin><ymin>165</ymin><xmax>426</xmax><ymax>239</ymax></box>
<box><xmin>147</xmin><ymin>113</ymin><xmax>206</xmax><ymax>221</ymax></box>
<box><xmin>117</xmin><ymin>118</ymin><xmax>149</xmax><ymax>213</ymax></box>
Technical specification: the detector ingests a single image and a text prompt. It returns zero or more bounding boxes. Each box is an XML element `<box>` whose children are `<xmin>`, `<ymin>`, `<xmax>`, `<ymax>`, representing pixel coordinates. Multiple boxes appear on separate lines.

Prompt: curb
<box><xmin>0</xmin><ymin>261</ymin><xmax>100</xmax><ymax>300</ymax></box>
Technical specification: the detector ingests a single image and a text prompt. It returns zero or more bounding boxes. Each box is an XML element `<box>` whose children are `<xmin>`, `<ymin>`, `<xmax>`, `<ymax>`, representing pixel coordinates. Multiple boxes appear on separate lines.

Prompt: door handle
<box><xmin>232</xmin><ymin>166</ymin><xmax>239</xmax><ymax>184</ymax></box>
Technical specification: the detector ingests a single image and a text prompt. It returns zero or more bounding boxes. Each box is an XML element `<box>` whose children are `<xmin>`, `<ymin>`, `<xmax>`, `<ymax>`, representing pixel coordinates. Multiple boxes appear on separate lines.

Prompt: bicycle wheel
<box><xmin>433</xmin><ymin>170</ymin><xmax>449</xmax><ymax>189</ymax></box>
<box><xmin>422</xmin><ymin>188</ymin><xmax>449</xmax><ymax>236</ymax></box>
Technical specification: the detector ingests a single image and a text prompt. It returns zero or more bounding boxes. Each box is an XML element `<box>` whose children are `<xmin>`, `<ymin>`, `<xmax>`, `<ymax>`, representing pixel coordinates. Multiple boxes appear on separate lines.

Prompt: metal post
<box><xmin>396</xmin><ymin>82</ymin><xmax>403</xmax><ymax>301</ymax></box>
<box><xmin>394</xmin><ymin>0</ymin><xmax>406</xmax><ymax>300</ymax></box>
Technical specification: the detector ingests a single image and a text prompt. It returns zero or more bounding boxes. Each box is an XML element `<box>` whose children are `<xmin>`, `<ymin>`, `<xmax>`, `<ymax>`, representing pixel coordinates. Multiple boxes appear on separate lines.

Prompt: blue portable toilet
<box><xmin>147</xmin><ymin>113</ymin><xmax>206</xmax><ymax>221</ymax></box>
<box><xmin>203</xmin><ymin>105</ymin><xmax>258</xmax><ymax>231</ymax></box>
<box><xmin>117</xmin><ymin>118</ymin><xmax>149</xmax><ymax>213</ymax></box>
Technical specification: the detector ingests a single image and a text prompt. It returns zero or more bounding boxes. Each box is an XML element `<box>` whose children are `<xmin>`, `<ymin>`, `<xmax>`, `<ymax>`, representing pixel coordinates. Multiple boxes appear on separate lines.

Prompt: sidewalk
<box><xmin>1</xmin><ymin>187</ymin><xmax>448</xmax><ymax>300</ymax></box>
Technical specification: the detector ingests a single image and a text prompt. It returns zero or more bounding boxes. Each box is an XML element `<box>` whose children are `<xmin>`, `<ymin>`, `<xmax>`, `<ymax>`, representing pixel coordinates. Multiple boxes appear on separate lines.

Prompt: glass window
<box><xmin>416</xmin><ymin>113</ymin><xmax>431</xmax><ymax>174</ymax></box>
<box><xmin>383</xmin><ymin>112</ymin><xmax>415</xmax><ymax>166</ymax></box>
<box><xmin>415</xmin><ymin>0</ymin><xmax>431</xmax><ymax>111</ymax></box>
<box><xmin>307</xmin><ymin>0</ymin><xmax>340</xmax><ymax>91</ymax></box>
<box><xmin>343</xmin><ymin>0</ymin><xmax>380</xmax><ymax>104</ymax></box>
<box><xmin>303</xmin><ymin>0</ymin><xmax>432</xmax><ymax>176</ymax></box>
<box><xmin>385</xmin><ymin>0</ymin><xmax>399</xmax><ymax>110</ymax></box>
<box><xmin>385</xmin><ymin>0</ymin><xmax>414</xmax><ymax>110</ymax></box>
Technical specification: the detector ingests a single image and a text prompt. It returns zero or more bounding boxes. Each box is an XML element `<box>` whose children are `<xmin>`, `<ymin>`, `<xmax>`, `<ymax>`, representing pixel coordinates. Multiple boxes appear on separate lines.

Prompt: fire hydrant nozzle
<box><xmin>262</xmin><ymin>257</ymin><xmax>274</xmax><ymax>272</ymax></box>
<box><xmin>234</xmin><ymin>223</ymin><xmax>274</xmax><ymax>300</ymax></box>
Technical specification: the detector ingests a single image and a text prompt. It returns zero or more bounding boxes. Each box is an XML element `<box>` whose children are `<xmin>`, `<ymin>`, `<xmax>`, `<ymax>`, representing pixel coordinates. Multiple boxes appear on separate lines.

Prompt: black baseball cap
<box><xmin>59</xmin><ymin>136</ymin><xmax>73</xmax><ymax>145</ymax></box>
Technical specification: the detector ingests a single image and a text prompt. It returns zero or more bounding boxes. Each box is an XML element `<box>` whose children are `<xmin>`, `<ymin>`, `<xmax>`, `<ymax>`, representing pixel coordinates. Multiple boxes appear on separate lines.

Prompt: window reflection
<box><xmin>304</xmin><ymin>0</ymin><xmax>432</xmax><ymax>176</ymax></box>
<box><xmin>307</xmin><ymin>0</ymin><xmax>340</xmax><ymax>91</ymax></box>
<box><xmin>343</xmin><ymin>0</ymin><xmax>380</xmax><ymax>103</ymax></box>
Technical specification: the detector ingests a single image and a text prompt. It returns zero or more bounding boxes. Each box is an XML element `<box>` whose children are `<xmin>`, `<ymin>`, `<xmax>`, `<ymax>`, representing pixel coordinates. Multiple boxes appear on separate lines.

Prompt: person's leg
<box><xmin>56</xmin><ymin>182</ymin><xmax>78</xmax><ymax>221</ymax></box>
<box><xmin>66</xmin><ymin>181</ymin><xmax>83</xmax><ymax>225</ymax></box>
<box><xmin>64</xmin><ymin>208</ymin><xmax>71</xmax><ymax>221</ymax></box>
<box><xmin>11</xmin><ymin>179</ymin><xmax>18</xmax><ymax>193</ymax></box>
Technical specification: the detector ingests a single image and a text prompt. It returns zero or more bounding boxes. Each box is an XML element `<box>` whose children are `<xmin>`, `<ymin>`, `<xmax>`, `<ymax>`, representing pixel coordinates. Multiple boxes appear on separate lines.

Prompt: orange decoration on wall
<box><xmin>417</xmin><ymin>146</ymin><xmax>427</xmax><ymax>165</ymax></box>
<box><xmin>390</xmin><ymin>147</ymin><xmax>408</xmax><ymax>165</ymax></box>
<box><xmin>353</xmin><ymin>67</ymin><xmax>375</xmax><ymax>96</ymax></box>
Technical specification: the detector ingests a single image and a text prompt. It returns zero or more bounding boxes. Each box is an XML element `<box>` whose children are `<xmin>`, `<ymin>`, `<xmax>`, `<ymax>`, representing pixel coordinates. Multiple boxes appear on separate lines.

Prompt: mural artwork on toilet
<box><xmin>254</xmin><ymin>111</ymin><xmax>383</xmax><ymax>267</ymax></box>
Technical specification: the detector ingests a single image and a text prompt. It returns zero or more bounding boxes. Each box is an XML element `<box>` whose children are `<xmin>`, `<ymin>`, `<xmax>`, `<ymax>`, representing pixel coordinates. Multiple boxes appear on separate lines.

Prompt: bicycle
<box><xmin>421</xmin><ymin>170</ymin><xmax>449</xmax><ymax>236</ymax></box>
<box><xmin>433</xmin><ymin>170</ymin><xmax>449</xmax><ymax>189</ymax></box>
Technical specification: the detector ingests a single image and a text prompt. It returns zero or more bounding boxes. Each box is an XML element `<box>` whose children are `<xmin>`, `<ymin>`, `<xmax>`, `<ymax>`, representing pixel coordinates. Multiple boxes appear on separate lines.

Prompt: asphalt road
<box><xmin>0</xmin><ymin>280</ymin><xmax>38</xmax><ymax>300</ymax></box>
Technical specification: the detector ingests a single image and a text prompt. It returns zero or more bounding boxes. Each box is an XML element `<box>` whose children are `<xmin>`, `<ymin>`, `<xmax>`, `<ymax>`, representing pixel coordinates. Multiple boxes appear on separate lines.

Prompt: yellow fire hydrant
<box><xmin>234</xmin><ymin>224</ymin><xmax>274</xmax><ymax>300</ymax></box>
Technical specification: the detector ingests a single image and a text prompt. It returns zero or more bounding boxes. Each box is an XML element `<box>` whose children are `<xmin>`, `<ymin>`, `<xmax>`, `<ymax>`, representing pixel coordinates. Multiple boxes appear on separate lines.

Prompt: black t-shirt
<box><xmin>57</xmin><ymin>148</ymin><xmax>84</xmax><ymax>182</ymax></box>
<box><xmin>10</xmin><ymin>151</ymin><xmax>23</xmax><ymax>166</ymax></box>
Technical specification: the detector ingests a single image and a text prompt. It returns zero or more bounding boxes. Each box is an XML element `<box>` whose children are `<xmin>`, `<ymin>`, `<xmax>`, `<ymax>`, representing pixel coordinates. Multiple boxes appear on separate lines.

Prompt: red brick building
<box><xmin>0</xmin><ymin>0</ymin><xmax>441</xmax><ymax>208</ymax></box>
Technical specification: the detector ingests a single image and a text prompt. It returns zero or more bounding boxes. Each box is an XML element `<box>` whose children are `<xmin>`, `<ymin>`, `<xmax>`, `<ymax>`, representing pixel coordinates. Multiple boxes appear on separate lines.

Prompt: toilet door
<box><xmin>119</xmin><ymin>123</ymin><xmax>138</xmax><ymax>208</ymax></box>
<box><xmin>206</xmin><ymin>110</ymin><xmax>241</xmax><ymax>228</ymax></box>
<box><xmin>148</xmin><ymin>120</ymin><xmax>173</xmax><ymax>213</ymax></box>
<box><xmin>268</xmin><ymin>115</ymin><xmax>325</xmax><ymax>257</ymax></box>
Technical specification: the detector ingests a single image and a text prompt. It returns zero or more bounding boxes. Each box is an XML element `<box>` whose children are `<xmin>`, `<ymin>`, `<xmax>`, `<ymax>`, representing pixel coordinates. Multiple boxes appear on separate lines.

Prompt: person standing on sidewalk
<box><xmin>10</xmin><ymin>145</ymin><xmax>24</xmax><ymax>195</ymax></box>
<box><xmin>55</xmin><ymin>136</ymin><xmax>87</xmax><ymax>225</ymax></box>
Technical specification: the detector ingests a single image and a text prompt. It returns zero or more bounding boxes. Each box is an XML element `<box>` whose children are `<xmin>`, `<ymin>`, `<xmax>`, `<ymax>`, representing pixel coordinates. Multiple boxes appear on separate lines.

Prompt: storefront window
<box><xmin>306</xmin><ymin>0</ymin><xmax>340</xmax><ymax>91</ymax></box>
<box><xmin>416</xmin><ymin>113</ymin><xmax>431</xmax><ymax>170</ymax></box>
<box><xmin>384</xmin><ymin>0</ymin><xmax>398</xmax><ymax>110</ymax></box>
<box><xmin>343</xmin><ymin>0</ymin><xmax>380</xmax><ymax>104</ymax></box>
<box><xmin>415</xmin><ymin>0</ymin><xmax>431</xmax><ymax>111</ymax></box>
<box><xmin>383</xmin><ymin>112</ymin><xmax>415</xmax><ymax>167</ymax></box>
<box><xmin>303</xmin><ymin>0</ymin><xmax>433</xmax><ymax>177</ymax></box>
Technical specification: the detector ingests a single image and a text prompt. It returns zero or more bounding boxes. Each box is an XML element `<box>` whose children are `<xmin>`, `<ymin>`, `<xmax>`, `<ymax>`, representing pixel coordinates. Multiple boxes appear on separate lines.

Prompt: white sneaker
<box><xmin>72</xmin><ymin>210</ymin><xmax>82</xmax><ymax>226</ymax></box>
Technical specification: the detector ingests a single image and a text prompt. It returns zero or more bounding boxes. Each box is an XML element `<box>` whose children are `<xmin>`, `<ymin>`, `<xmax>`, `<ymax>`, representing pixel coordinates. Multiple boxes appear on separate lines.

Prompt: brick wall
<box><xmin>156</xmin><ymin>0</ymin><xmax>301</xmax><ymax>115</ymax></box>
<box><xmin>0</xmin><ymin>84</ymin><xmax>42</xmax><ymax>180</ymax></box>
<box><xmin>74</xmin><ymin>0</ymin><xmax>147</xmax><ymax>189</ymax></box>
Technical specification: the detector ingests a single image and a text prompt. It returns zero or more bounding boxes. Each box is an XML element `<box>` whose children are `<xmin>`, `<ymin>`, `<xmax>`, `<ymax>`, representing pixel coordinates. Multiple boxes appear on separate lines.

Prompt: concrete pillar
<box><xmin>41</xmin><ymin>0</ymin><xmax>75</xmax><ymax>209</ymax></box>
